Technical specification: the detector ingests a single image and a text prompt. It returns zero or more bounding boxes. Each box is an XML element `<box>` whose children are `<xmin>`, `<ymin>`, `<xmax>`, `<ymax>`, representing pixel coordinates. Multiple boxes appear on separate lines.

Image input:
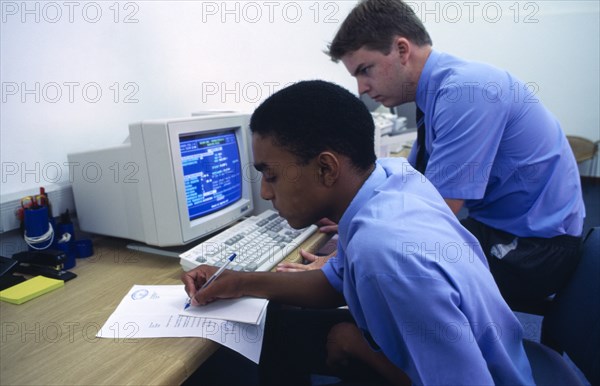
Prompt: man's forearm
<box><xmin>240</xmin><ymin>270</ymin><xmax>344</xmax><ymax>308</ymax></box>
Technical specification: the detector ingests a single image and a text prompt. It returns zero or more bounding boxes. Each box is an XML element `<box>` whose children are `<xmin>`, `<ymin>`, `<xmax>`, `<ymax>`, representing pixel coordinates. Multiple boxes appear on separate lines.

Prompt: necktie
<box><xmin>415</xmin><ymin>107</ymin><xmax>427</xmax><ymax>173</ymax></box>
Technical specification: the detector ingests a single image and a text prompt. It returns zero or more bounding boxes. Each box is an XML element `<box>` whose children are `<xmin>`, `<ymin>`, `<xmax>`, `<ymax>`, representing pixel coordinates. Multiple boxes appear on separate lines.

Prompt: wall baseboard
<box><xmin>0</xmin><ymin>184</ymin><xmax>76</xmax><ymax>233</ymax></box>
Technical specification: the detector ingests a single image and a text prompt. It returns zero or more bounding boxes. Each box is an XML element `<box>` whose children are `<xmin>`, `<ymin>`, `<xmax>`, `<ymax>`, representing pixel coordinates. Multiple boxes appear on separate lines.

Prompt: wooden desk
<box><xmin>0</xmin><ymin>232</ymin><xmax>327</xmax><ymax>385</ymax></box>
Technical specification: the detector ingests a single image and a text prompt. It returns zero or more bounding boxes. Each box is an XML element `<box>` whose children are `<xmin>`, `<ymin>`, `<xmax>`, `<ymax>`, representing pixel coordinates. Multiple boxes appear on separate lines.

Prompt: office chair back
<box><xmin>542</xmin><ymin>226</ymin><xmax>600</xmax><ymax>385</ymax></box>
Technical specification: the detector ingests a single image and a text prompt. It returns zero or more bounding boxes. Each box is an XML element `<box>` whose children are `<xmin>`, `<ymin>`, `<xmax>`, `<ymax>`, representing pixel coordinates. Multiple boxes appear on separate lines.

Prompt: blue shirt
<box><xmin>408</xmin><ymin>50</ymin><xmax>584</xmax><ymax>238</ymax></box>
<box><xmin>322</xmin><ymin>158</ymin><xmax>534</xmax><ymax>385</ymax></box>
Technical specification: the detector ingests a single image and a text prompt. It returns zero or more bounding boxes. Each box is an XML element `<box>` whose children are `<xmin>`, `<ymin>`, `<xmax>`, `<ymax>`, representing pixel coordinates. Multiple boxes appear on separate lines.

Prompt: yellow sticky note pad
<box><xmin>0</xmin><ymin>276</ymin><xmax>64</xmax><ymax>305</ymax></box>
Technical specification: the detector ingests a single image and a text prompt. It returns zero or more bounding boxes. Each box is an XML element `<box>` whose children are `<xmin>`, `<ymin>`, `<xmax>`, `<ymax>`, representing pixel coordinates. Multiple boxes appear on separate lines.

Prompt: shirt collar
<box><xmin>415</xmin><ymin>49</ymin><xmax>442</xmax><ymax>112</ymax></box>
<box><xmin>338</xmin><ymin>162</ymin><xmax>387</xmax><ymax>244</ymax></box>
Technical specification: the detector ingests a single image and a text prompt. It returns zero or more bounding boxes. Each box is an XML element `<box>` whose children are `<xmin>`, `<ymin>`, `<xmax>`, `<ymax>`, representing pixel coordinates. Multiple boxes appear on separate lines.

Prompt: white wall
<box><xmin>2</xmin><ymin>1</ymin><xmax>599</xmax><ymax>201</ymax></box>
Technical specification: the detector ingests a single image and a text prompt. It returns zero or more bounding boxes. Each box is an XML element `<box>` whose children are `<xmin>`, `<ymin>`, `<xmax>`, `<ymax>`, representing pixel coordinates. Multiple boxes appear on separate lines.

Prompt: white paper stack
<box><xmin>97</xmin><ymin>285</ymin><xmax>268</xmax><ymax>363</ymax></box>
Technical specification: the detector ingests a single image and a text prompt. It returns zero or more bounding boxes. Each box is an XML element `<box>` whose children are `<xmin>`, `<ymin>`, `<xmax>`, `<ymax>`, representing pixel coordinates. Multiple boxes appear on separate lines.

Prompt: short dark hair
<box><xmin>327</xmin><ymin>0</ymin><xmax>432</xmax><ymax>61</ymax></box>
<box><xmin>250</xmin><ymin>80</ymin><xmax>376</xmax><ymax>172</ymax></box>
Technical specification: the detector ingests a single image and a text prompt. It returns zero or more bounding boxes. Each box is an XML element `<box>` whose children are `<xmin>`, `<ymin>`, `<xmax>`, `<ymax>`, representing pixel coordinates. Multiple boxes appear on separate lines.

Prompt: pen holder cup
<box><xmin>24</xmin><ymin>206</ymin><xmax>54</xmax><ymax>250</ymax></box>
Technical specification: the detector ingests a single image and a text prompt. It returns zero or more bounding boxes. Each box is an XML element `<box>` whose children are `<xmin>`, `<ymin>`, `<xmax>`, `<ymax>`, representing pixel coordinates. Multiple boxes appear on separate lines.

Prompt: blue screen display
<box><xmin>179</xmin><ymin>129</ymin><xmax>242</xmax><ymax>221</ymax></box>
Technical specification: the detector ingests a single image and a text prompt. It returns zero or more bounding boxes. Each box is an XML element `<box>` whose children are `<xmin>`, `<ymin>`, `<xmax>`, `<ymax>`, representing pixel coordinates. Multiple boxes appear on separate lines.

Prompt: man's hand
<box><xmin>181</xmin><ymin>265</ymin><xmax>243</xmax><ymax>306</ymax></box>
<box><xmin>326</xmin><ymin>322</ymin><xmax>365</xmax><ymax>370</ymax></box>
<box><xmin>317</xmin><ymin>218</ymin><xmax>339</xmax><ymax>234</ymax></box>
<box><xmin>444</xmin><ymin>198</ymin><xmax>465</xmax><ymax>215</ymax></box>
<box><xmin>276</xmin><ymin>249</ymin><xmax>334</xmax><ymax>272</ymax></box>
<box><xmin>326</xmin><ymin>322</ymin><xmax>411</xmax><ymax>386</ymax></box>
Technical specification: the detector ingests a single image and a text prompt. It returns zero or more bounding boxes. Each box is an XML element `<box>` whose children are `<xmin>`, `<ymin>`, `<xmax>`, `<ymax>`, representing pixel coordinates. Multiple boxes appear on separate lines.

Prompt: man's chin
<box><xmin>286</xmin><ymin>220</ymin><xmax>303</xmax><ymax>229</ymax></box>
<box><xmin>276</xmin><ymin>209</ymin><xmax>312</xmax><ymax>229</ymax></box>
<box><xmin>286</xmin><ymin>217</ymin><xmax>310</xmax><ymax>230</ymax></box>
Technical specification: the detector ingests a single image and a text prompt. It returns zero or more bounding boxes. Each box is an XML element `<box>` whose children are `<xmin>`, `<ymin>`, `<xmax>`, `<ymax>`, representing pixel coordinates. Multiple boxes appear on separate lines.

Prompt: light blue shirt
<box><xmin>408</xmin><ymin>50</ymin><xmax>584</xmax><ymax>238</ymax></box>
<box><xmin>322</xmin><ymin>158</ymin><xmax>534</xmax><ymax>385</ymax></box>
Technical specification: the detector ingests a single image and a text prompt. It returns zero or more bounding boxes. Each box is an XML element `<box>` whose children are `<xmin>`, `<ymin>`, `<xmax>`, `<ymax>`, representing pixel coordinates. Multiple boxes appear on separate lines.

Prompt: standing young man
<box><xmin>326</xmin><ymin>0</ymin><xmax>585</xmax><ymax>306</ymax></box>
<box><xmin>182</xmin><ymin>80</ymin><xmax>534</xmax><ymax>385</ymax></box>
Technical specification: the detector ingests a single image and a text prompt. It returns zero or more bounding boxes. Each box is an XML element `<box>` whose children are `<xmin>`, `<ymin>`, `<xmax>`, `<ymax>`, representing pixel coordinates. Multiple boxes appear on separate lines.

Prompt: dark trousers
<box><xmin>259</xmin><ymin>304</ymin><xmax>391</xmax><ymax>386</ymax></box>
<box><xmin>461</xmin><ymin>217</ymin><xmax>582</xmax><ymax>307</ymax></box>
<box><xmin>184</xmin><ymin>305</ymin><xmax>390</xmax><ymax>386</ymax></box>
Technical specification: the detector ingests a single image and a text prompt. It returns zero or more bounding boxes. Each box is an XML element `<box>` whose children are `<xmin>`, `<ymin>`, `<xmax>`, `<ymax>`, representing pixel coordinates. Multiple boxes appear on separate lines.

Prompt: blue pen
<box><xmin>184</xmin><ymin>253</ymin><xmax>237</xmax><ymax>310</ymax></box>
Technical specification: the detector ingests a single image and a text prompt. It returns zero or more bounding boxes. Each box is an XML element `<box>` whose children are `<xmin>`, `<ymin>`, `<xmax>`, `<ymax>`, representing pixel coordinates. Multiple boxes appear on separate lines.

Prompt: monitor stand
<box><xmin>126</xmin><ymin>238</ymin><xmax>205</xmax><ymax>258</ymax></box>
<box><xmin>125</xmin><ymin>218</ymin><xmax>246</xmax><ymax>258</ymax></box>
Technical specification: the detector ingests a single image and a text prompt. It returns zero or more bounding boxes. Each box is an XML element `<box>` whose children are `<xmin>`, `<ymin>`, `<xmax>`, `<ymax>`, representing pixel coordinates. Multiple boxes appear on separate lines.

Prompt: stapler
<box><xmin>0</xmin><ymin>256</ymin><xmax>26</xmax><ymax>290</ymax></box>
<box><xmin>12</xmin><ymin>250</ymin><xmax>77</xmax><ymax>282</ymax></box>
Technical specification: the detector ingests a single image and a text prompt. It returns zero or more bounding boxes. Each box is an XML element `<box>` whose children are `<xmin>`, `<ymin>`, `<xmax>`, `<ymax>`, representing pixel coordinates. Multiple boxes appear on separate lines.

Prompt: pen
<box><xmin>184</xmin><ymin>253</ymin><xmax>237</xmax><ymax>310</ymax></box>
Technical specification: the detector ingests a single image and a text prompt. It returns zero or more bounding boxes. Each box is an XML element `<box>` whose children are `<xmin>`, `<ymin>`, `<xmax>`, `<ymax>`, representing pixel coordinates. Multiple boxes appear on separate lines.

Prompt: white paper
<box><xmin>180</xmin><ymin>297</ymin><xmax>268</xmax><ymax>325</ymax></box>
<box><xmin>96</xmin><ymin>285</ymin><xmax>267</xmax><ymax>363</ymax></box>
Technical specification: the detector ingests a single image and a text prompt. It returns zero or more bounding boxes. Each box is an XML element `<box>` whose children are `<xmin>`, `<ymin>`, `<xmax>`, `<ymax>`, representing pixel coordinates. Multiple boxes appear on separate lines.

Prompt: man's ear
<box><xmin>316</xmin><ymin>152</ymin><xmax>340</xmax><ymax>187</ymax></box>
<box><xmin>394</xmin><ymin>37</ymin><xmax>411</xmax><ymax>65</ymax></box>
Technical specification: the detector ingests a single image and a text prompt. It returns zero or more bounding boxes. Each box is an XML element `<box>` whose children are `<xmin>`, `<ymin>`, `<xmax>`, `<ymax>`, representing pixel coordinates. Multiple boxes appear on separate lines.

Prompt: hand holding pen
<box><xmin>184</xmin><ymin>253</ymin><xmax>236</xmax><ymax>310</ymax></box>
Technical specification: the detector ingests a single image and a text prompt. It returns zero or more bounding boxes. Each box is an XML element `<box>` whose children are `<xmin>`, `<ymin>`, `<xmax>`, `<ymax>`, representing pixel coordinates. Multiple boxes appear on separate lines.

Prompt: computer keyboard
<box><xmin>179</xmin><ymin>209</ymin><xmax>318</xmax><ymax>272</ymax></box>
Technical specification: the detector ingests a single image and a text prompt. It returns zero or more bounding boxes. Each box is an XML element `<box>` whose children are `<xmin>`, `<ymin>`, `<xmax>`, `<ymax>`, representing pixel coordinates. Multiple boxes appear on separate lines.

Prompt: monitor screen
<box><xmin>180</xmin><ymin>129</ymin><xmax>242</xmax><ymax>221</ymax></box>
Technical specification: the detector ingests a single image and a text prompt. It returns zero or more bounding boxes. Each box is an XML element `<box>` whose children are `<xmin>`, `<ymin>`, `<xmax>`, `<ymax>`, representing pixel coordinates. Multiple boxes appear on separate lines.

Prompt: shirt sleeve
<box><xmin>424</xmin><ymin>82</ymin><xmax>511</xmax><ymax>200</ymax></box>
<box><xmin>321</xmin><ymin>254</ymin><xmax>343</xmax><ymax>294</ymax></box>
<box><xmin>356</xmin><ymin>273</ymin><xmax>496</xmax><ymax>385</ymax></box>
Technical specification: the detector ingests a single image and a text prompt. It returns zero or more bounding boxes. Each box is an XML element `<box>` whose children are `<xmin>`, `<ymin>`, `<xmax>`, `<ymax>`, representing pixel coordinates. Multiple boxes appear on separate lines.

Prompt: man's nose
<box><xmin>357</xmin><ymin>78</ymin><xmax>370</xmax><ymax>95</ymax></box>
<box><xmin>260</xmin><ymin>178</ymin><xmax>274</xmax><ymax>201</ymax></box>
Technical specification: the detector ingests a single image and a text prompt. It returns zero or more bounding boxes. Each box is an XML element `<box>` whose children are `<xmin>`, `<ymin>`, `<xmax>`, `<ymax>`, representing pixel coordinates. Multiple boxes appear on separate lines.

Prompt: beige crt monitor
<box><xmin>68</xmin><ymin>113</ymin><xmax>255</xmax><ymax>247</ymax></box>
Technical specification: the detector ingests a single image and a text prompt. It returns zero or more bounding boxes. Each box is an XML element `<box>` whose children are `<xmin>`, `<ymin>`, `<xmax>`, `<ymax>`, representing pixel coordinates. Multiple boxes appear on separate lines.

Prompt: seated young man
<box><xmin>182</xmin><ymin>80</ymin><xmax>534</xmax><ymax>385</ymax></box>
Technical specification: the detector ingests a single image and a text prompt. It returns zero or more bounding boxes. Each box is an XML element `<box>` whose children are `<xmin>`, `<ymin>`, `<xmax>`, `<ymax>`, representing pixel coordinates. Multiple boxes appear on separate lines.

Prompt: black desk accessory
<box><xmin>0</xmin><ymin>256</ymin><xmax>26</xmax><ymax>291</ymax></box>
<box><xmin>11</xmin><ymin>250</ymin><xmax>77</xmax><ymax>282</ymax></box>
